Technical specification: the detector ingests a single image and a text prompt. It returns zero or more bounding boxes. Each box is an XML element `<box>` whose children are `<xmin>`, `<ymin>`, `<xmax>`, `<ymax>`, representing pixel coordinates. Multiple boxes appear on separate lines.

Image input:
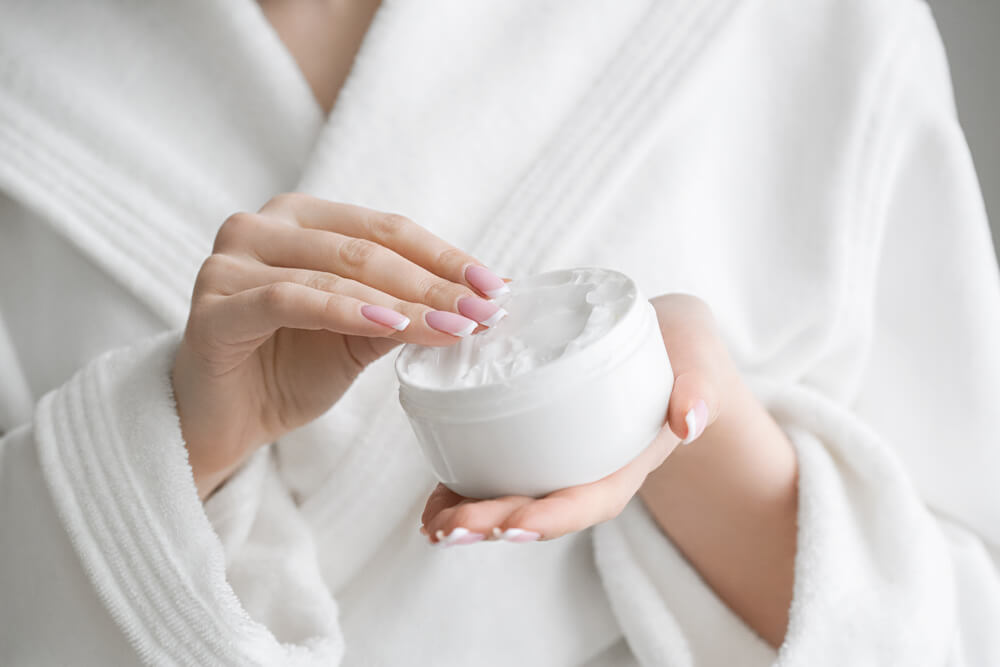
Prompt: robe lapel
<box><xmin>296</xmin><ymin>0</ymin><xmax>656</xmax><ymax>257</ymax></box>
<box><xmin>0</xmin><ymin>0</ymin><xmax>325</xmax><ymax>324</ymax></box>
<box><xmin>296</xmin><ymin>0</ymin><xmax>743</xmax><ymax>276</ymax></box>
<box><xmin>0</xmin><ymin>0</ymin><xmax>741</xmax><ymax>322</ymax></box>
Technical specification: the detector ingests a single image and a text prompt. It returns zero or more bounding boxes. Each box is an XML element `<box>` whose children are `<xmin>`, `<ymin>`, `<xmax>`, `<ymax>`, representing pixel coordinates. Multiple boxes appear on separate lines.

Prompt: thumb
<box><xmin>651</xmin><ymin>294</ymin><xmax>730</xmax><ymax>445</ymax></box>
<box><xmin>668</xmin><ymin>372</ymin><xmax>715</xmax><ymax>445</ymax></box>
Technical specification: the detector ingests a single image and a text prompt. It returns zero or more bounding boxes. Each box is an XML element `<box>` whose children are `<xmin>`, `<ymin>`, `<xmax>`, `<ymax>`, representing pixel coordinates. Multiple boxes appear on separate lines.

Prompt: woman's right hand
<box><xmin>171</xmin><ymin>193</ymin><xmax>509</xmax><ymax>498</ymax></box>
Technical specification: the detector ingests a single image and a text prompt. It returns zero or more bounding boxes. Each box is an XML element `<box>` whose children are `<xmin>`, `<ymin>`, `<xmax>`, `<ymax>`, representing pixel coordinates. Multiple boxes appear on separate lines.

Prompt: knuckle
<box><xmin>370</xmin><ymin>212</ymin><xmax>413</xmax><ymax>242</ymax></box>
<box><xmin>436</xmin><ymin>246</ymin><xmax>469</xmax><ymax>270</ymax></box>
<box><xmin>195</xmin><ymin>254</ymin><xmax>234</xmax><ymax>290</ymax></box>
<box><xmin>304</xmin><ymin>271</ymin><xmax>342</xmax><ymax>293</ymax></box>
<box><xmin>214</xmin><ymin>212</ymin><xmax>257</xmax><ymax>252</ymax></box>
<box><xmin>337</xmin><ymin>237</ymin><xmax>378</xmax><ymax>268</ymax></box>
<box><xmin>261</xmin><ymin>282</ymin><xmax>296</xmax><ymax>310</ymax></box>
<box><xmin>420</xmin><ymin>278</ymin><xmax>456</xmax><ymax>305</ymax></box>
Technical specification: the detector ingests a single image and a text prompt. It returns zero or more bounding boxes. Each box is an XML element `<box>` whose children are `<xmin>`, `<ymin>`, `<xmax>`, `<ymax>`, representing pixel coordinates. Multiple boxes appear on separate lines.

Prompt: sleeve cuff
<box><xmin>596</xmin><ymin>380</ymin><xmax>964</xmax><ymax>667</ymax></box>
<box><xmin>34</xmin><ymin>331</ymin><xmax>343</xmax><ymax>665</ymax></box>
<box><xmin>768</xmin><ymin>383</ymin><xmax>955</xmax><ymax>666</ymax></box>
<box><xmin>593</xmin><ymin>499</ymin><xmax>775</xmax><ymax>667</ymax></box>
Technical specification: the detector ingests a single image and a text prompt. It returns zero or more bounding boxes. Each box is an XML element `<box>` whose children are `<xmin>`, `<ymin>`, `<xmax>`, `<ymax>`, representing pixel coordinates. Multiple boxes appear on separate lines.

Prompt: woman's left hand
<box><xmin>420</xmin><ymin>293</ymin><xmax>739</xmax><ymax>546</ymax></box>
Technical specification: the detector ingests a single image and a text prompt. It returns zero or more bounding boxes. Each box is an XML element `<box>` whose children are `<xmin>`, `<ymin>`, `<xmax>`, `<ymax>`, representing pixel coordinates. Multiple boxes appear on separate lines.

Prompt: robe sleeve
<box><xmin>0</xmin><ymin>329</ymin><xmax>345</xmax><ymax>666</ymax></box>
<box><xmin>594</xmin><ymin>6</ymin><xmax>1000</xmax><ymax>666</ymax></box>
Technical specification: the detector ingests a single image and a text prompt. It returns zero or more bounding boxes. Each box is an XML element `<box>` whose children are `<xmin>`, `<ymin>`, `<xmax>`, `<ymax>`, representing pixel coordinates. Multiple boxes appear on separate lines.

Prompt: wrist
<box><xmin>639</xmin><ymin>375</ymin><xmax>798</xmax><ymax>647</ymax></box>
<box><xmin>646</xmin><ymin>377</ymin><xmax>796</xmax><ymax>494</ymax></box>
<box><xmin>171</xmin><ymin>345</ymin><xmax>251</xmax><ymax>500</ymax></box>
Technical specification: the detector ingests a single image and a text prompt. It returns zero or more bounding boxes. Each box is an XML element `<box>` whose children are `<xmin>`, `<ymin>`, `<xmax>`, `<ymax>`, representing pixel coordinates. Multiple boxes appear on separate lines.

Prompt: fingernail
<box><xmin>681</xmin><ymin>399</ymin><xmax>709</xmax><ymax>445</ymax></box>
<box><xmin>419</xmin><ymin>524</ymin><xmax>428</xmax><ymax>536</ymax></box>
<box><xmin>435</xmin><ymin>527</ymin><xmax>485</xmax><ymax>547</ymax></box>
<box><xmin>425</xmin><ymin>311</ymin><xmax>478</xmax><ymax>337</ymax></box>
<box><xmin>465</xmin><ymin>265</ymin><xmax>510</xmax><ymax>299</ymax></box>
<box><xmin>361</xmin><ymin>304</ymin><xmax>410</xmax><ymax>331</ymax></box>
<box><xmin>457</xmin><ymin>296</ymin><xmax>507</xmax><ymax>328</ymax></box>
<box><xmin>498</xmin><ymin>528</ymin><xmax>541</xmax><ymax>543</ymax></box>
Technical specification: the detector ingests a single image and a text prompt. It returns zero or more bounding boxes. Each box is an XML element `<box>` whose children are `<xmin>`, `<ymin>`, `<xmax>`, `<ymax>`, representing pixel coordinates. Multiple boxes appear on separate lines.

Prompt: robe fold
<box><xmin>1</xmin><ymin>0</ymin><xmax>998</xmax><ymax>664</ymax></box>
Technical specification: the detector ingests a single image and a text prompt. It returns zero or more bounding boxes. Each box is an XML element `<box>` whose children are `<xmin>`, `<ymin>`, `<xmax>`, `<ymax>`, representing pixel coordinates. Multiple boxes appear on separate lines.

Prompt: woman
<box><xmin>1</xmin><ymin>0</ymin><xmax>998</xmax><ymax>664</ymax></box>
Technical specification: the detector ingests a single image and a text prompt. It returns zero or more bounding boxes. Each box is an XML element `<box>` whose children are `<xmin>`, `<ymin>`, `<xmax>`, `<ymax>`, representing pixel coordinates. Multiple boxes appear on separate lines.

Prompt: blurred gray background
<box><xmin>926</xmin><ymin>0</ymin><xmax>999</xmax><ymax>260</ymax></box>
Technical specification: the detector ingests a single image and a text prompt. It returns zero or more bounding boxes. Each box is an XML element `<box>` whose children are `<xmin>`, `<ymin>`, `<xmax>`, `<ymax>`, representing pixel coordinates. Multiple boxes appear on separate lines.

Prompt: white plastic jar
<box><xmin>395</xmin><ymin>267</ymin><xmax>672</xmax><ymax>499</ymax></box>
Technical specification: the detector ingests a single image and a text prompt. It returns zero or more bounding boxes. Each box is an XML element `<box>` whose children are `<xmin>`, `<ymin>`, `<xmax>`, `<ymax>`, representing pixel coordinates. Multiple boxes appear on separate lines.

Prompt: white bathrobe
<box><xmin>1</xmin><ymin>0</ymin><xmax>998</xmax><ymax>664</ymax></box>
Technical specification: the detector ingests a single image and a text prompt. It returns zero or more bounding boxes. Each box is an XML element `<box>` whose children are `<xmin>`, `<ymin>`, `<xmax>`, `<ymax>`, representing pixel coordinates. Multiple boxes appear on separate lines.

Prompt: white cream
<box><xmin>398</xmin><ymin>268</ymin><xmax>634</xmax><ymax>389</ymax></box>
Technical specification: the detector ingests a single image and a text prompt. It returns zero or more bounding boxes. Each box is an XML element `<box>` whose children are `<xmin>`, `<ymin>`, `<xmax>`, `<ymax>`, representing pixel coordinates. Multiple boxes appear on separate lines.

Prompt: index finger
<box><xmin>260</xmin><ymin>194</ymin><xmax>510</xmax><ymax>298</ymax></box>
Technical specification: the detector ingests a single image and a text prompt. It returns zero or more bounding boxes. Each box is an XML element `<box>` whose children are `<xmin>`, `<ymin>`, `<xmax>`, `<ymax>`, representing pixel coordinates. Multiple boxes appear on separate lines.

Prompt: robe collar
<box><xmin>0</xmin><ymin>0</ymin><xmax>742</xmax><ymax>325</ymax></box>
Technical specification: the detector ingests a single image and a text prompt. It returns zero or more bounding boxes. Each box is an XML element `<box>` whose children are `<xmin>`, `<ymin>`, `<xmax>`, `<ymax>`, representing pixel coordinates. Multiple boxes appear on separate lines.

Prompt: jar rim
<box><xmin>395</xmin><ymin>268</ymin><xmax>657</xmax><ymax>416</ymax></box>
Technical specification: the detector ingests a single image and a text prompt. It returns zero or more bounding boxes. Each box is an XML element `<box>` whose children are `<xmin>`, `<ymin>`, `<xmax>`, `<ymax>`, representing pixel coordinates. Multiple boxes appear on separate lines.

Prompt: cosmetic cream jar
<box><xmin>395</xmin><ymin>268</ymin><xmax>672</xmax><ymax>499</ymax></box>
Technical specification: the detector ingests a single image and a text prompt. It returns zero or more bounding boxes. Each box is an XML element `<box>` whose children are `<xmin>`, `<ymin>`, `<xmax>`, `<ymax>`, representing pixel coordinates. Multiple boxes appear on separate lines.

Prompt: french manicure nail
<box><xmin>361</xmin><ymin>304</ymin><xmax>410</xmax><ymax>331</ymax></box>
<box><xmin>499</xmin><ymin>528</ymin><xmax>541</xmax><ymax>543</ymax></box>
<box><xmin>426</xmin><ymin>310</ymin><xmax>478</xmax><ymax>337</ymax></box>
<box><xmin>457</xmin><ymin>296</ymin><xmax>507</xmax><ymax>328</ymax></box>
<box><xmin>465</xmin><ymin>265</ymin><xmax>510</xmax><ymax>299</ymax></box>
<box><xmin>681</xmin><ymin>399</ymin><xmax>709</xmax><ymax>445</ymax></box>
<box><xmin>436</xmin><ymin>527</ymin><xmax>485</xmax><ymax>547</ymax></box>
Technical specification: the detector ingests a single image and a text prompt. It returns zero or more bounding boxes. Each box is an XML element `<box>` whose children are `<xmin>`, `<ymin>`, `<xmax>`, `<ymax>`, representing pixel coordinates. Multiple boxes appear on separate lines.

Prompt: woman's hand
<box><xmin>172</xmin><ymin>194</ymin><xmax>510</xmax><ymax>498</ymax></box>
<box><xmin>420</xmin><ymin>293</ymin><xmax>738</xmax><ymax>545</ymax></box>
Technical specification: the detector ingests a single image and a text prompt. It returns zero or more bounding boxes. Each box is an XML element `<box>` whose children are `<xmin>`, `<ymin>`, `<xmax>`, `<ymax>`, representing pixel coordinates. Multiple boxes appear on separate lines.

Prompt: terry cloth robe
<box><xmin>1</xmin><ymin>0</ymin><xmax>999</xmax><ymax>664</ymax></box>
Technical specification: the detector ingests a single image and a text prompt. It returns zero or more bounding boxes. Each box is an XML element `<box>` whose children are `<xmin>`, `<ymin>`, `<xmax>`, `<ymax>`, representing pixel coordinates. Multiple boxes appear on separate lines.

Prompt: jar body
<box><xmin>396</xmin><ymin>269</ymin><xmax>672</xmax><ymax>499</ymax></box>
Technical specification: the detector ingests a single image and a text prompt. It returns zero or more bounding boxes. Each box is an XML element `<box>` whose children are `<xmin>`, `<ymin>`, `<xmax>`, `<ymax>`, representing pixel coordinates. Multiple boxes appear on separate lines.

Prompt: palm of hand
<box><xmin>255</xmin><ymin>328</ymin><xmax>399</xmax><ymax>438</ymax></box>
<box><xmin>420</xmin><ymin>293</ymin><xmax>728</xmax><ymax>545</ymax></box>
<box><xmin>180</xmin><ymin>329</ymin><xmax>399</xmax><ymax>458</ymax></box>
<box><xmin>174</xmin><ymin>325</ymin><xmax>398</xmax><ymax>492</ymax></box>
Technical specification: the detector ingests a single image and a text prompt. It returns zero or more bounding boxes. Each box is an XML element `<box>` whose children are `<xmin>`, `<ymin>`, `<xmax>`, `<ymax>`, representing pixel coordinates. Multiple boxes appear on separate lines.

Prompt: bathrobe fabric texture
<box><xmin>1</xmin><ymin>0</ymin><xmax>998</xmax><ymax>665</ymax></box>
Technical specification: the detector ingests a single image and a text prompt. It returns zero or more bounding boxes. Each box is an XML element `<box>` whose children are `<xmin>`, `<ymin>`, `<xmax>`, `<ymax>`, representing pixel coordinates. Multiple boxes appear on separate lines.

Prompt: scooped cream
<box><xmin>399</xmin><ymin>268</ymin><xmax>634</xmax><ymax>388</ymax></box>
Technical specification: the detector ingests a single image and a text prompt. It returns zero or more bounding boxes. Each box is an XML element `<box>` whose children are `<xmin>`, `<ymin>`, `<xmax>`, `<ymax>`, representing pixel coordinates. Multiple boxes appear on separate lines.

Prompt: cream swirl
<box><xmin>397</xmin><ymin>268</ymin><xmax>634</xmax><ymax>389</ymax></box>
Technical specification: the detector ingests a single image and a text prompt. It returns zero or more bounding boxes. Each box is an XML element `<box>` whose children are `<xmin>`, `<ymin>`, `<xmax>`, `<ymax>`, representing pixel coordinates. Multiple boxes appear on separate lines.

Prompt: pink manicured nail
<box><xmin>426</xmin><ymin>310</ymin><xmax>478</xmax><ymax>337</ymax></box>
<box><xmin>499</xmin><ymin>528</ymin><xmax>540</xmax><ymax>543</ymax></box>
<box><xmin>457</xmin><ymin>296</ymin><xmax>507</xmax><ymax>327</ymax></box>
<box><xmin>465</xmin><ymin>265</ymin><xmax>510</xmax><ymax>299</ymax></box>
<box><xmin>435</xmin><ymin>527</ymin><xmax>485</xmax><ymax>547</ymax></box>
<box><xmin>681</xmin><ymin>399</ymin><xmax>709</xmax><ymax>445</ymax></box>
<box><xmin>361</xmin><ymin>304</ymin><xmax>410</xmax><ymax>331</ymax></box>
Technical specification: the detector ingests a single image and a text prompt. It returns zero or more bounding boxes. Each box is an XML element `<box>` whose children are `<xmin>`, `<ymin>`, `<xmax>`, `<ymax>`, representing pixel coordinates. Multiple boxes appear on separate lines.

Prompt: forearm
<box><xmin>639</xmin><ymin>378</ymin><xmax>798</xmax><ymax>648</ymax></box>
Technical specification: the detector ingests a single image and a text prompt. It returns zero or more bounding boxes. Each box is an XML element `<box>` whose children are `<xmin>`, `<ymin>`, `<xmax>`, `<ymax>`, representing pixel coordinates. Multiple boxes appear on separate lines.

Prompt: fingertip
<box><xmin>425</xmin><ymin>310</ymin><xmax>478</xmax><ymax>337</ymax></box>
<box><xmin>464</xmin><ymin>264</ymin><xmax>509</xmax><ymax>299</ymax></box>
<box><xmin>422</xmin><ymin>483</ymin><xmax>462</xmax><ymax>526</ymax></box>
<box><xmin>680</xmin><ymin>399</ymin><xmax>709</xmax><ymax>445</ymax></box>
<box><xmin>500</xmin><ymin>501</ymin><xmax>561</xmax><ymax>542</ymax></box>
<box><xmin>667</xmin><ymin>371</ymin><xmax>718</xmax><ymax>444</ymax></box>
<box><xmin>399</xmin><ymin>320</ymin><xmax>474</xmax><ymax>348</ymax></box>
<box><xmin>360</xmin><ymin>304</ymin><xmax>410</xmax><ymax>331</ymax></box>
<box><xmin>497</xmin><ymin>528</ymin><xmax>541</xmax><ymax>543</ymax></box>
